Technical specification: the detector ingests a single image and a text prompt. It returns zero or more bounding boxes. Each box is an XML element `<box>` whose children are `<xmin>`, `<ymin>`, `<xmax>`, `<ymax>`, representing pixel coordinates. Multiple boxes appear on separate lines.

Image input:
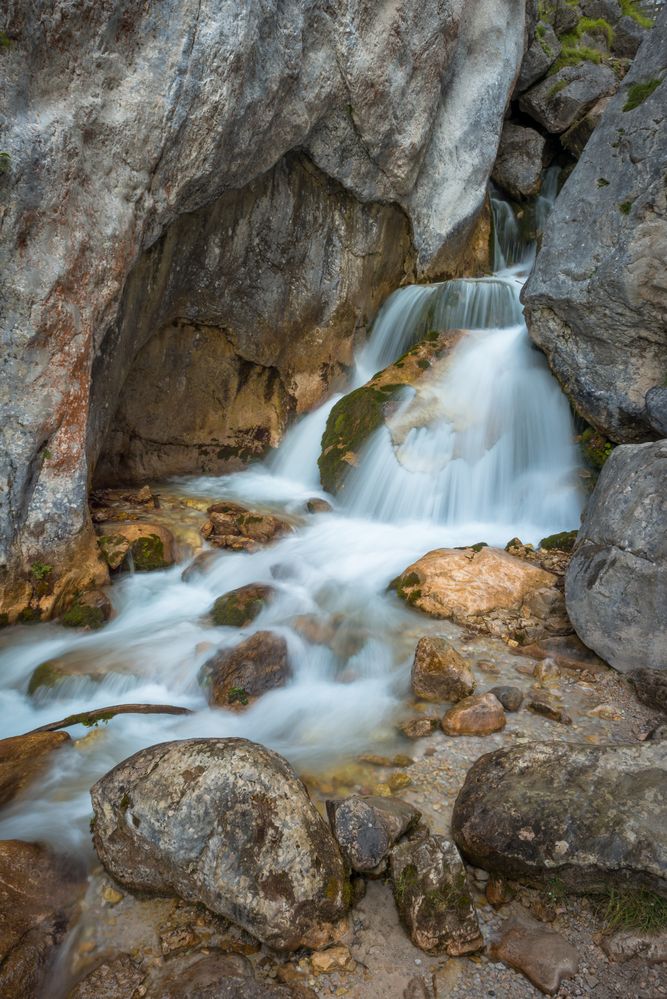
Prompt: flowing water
<box><xmin>0</xmin><ymin>174</ymin><xmax>584</xmax><ymax>855</ymax></box>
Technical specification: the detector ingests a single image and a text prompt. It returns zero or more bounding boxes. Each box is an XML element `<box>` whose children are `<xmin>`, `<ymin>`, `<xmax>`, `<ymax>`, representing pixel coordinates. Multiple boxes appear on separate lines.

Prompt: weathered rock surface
<box><xmin>201</xmin><ymin>502</ymin><xmax>291</xmax><ymax>550</ymax></box>
<box><xmin>628</xmin><ymin>668</ymin><xmax>667</xmax><ymax>714</ymax></box>
<box><xmin>0</xmin><ymin>732</ymin><xmax>71</xmax><ymax>807</ymax></box>
<box><xmin>392</xmin><ymin>546</ymin><xmax>563</xmax><ymax>641</ymax></box>
<box><xmin>67</xmin><ymin>954</ymin><xmax>147</xmax><ymax>999</ymax></box>
<box><xmin>452</xmin><ymin>741</ymin><xmax>667</xmax><ymax>893</ymax></box>
<box><xmin>399</xmin><ymin>716</ymin><xmax>441</xmax><ymax>740</ymax></box>
<box><xmin>91</xmin><ymin>738</ymin><xmax>350</xmax><ymax>950</ymax></box>
<box><xmin>565</xmin><ymin>441</ymin><xmax>667</xmax><ymax>673</ymax></box>
<box><xmin>60</xmin><ymin>588</ymin><xmax>112</xmax><ymax>629</ymax></box>
<box><xmin>202</xmin><ymin>631</ymin><xmax>291</xmax><ymax>708</ymax></box>
<box><xmin>411</xmin><ymin>637</ymin><xmax>474</xmax><ymax>703</ymax></box>
<box><xmin>1</xmin><ymin>0</ymin><xmax>527</xmax><ymax>611</ymax></box>
<box><xmin>516</xmin><ymin>23</ymin><xmax>561</xmax><ymax>91</ymax></box>
<box><xmin>601</xmin><ymin>928</ymin><xmax>667</xmax><ymax>964</ymax></box>
<box><xmin>525</xmin><ymin>689</ymin><xmax>572</xmax><ymax>725</ymax></box>
<box><xmin>646</xmin><ymin>386</ymin><xmax>667</xmax><ymax>437</ymax></box>
<box><xmin>326</xmin><ymin>795</ymin><xmax>421</xmax><ymax>873</ymax></box>
<box><xmin>491</xmin><ymin>915</ymin><xmax>579</xmax><ymax>995</ymax></box>
<box><xmin>519</xmin><ymin>63</ymin><xmax>617</xmax><ymax>134</ymax></box>
<box><xmin>441</xmin><ymin>692</ymin><xmax>507</xmax><ymax>736</ymax></box>
<box><xmin>0</xmin><ymin>840</ymin><xmax>85</xmax><ymax>999</ymax></box>
<box><xmin>97</xmin><ymin>523</ymin><xmax>175</xmax><ymax>571</ymax></box>
<box><xmin>210</xmin><ymin>584</ymin><xmax>276</xmax><ymax>628</ymax></box>
<box><xmin>488</xmin><ymin>686</ymin><xmax>523</xmax><ymax>712</ymax></box>
<box><xmin>524</xmin><ymin>15</ymin><xmax>667</xmax><ymax>442</ymax></box>
<box><xmin>390</xmin><ymin>834</ymin><xmax>483</xmax><ymax>956</ymax></box>
<box><xmin>492</xmin><ymin>123</ymin><xmax>546</xmax><ymax>199</ymax></box>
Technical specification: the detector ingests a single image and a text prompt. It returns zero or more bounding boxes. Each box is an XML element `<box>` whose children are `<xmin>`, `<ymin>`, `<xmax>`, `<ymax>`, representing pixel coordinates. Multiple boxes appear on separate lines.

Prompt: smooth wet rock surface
<box><xmin>442</xmin><ymin>693</ymin><xmax>506</xmax><ymax>736</ymax></box>
<box><xmin>211</xmin><ymin>583</ymin><xmax>276</xmax><ymax>627</ymax></box>
<box><xmin>0</xmin><ymin>731</ymin><xmax>71</xmax><ymax>807</ymax></box>
<box><xmin>202</xmin><ymin>630</ymin><xmax>291</xmax><ymax>708</ymax></box>
<box><xmin>491</xmin><ymin>914</ymin><xmax>580</xmax><ymax>994</ymax></box>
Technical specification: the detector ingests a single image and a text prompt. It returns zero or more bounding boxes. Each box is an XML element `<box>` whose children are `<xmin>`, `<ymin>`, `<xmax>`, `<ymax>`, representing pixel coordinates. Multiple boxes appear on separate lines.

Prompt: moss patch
<box><xmin>211</xmin><ymin>585</ymin><xmax>271</xmax><ymax>627</ymax></box>
<box><xmin>28</xmin><ymin>661</ymin><xmax>63</xmax><ymax>696</ymax></box>
<box><xmin>131</xmin><ymin>534</ymin><xmax>167</xmax><ymax>571</ymax></box>
<box><xmin>623</xmin><ymin>79</ymin><xmax>661</xmax><ymax>112</ymax></box>
<box><xmin>61</xmin><ymin>601</ymin><xmax>106</xmax><ymax>630</ymax></box>
<box><xmin>539</xmin><ymin>530</ymin><xmax>578</xmax><ymax>552</ymax></box>
<box><xmin>580</xmin><ymin>428</ymin><xmax>614</xmax><ymax>470</ymax></box>
<box><xmin>17</xmin><ymin>607</ymin><xmax>41</xmax><ymax>625</ymax></box>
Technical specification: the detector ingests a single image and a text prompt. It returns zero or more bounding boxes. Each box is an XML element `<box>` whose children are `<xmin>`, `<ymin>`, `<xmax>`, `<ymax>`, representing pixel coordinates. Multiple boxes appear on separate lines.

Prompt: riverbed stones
<box><xmin>0</xmin><ymin>840</ymin><xmax>85</xmax><ymax>999</ymax></box>
<box><xmin>202</xmin><ymin>631</ymin><xmax>290</xmax><ymax>708</ymax></box>
<box><xmin>326</xmin><ymin>795</ymin><xmax>421</xmax><ymax>874</ymax></box>
<box><xmin>90</xmin><ymin>739</ymin><xmax>350</xmax><ymax>951</ymax></box>
<box><xmin>201</xmin><ymin>502</ymin><xmax>291</xmax><ymax>550</ymax></box>
<box><xmin>389</xmin><ymin>834</ymin><xmax>483</xmax><ymax>956</ymax></box>
<box><xmin>491</xmin><ymin>123</ymin><xmax>546</xmax><ymax>200</ymax></box>
<box><xmin>519</xmin><ymin>63</ymin><xmax>617</xmax><ymax>134</ymax></box>
<box><xmin>491</xmin><ymin>915</ymin><xmax>579</xmax><ymax>995</ymax></box>
<box><xmin>525</xmin><ymin>690</ymin><xmax>571</xmax><ymax>725</ymax></box>
<box><xmin>488</xmin><ymin>685</ymin><xmax>523</xmax><ymax>712</ymax></box>
<box><xmin>565</xmin><ymin>441</ymin><xmax>667</xmax><ymax>673</ymax></box>
<box><xmin>441</xmin><ymin>692</ymin><xmax>506</xmax><ymax>736</ymax></box>
<box><xmin>411</xmin><ymin>637</ymin><xmax>474</xmax><ymax>703</ymax></box>
<box><xmin>451</xmin><ymin>741</ymin><xmax>667</xmax><ymax>893</ymax></box>
<box><xmin>392</xmin><ymin>547</ymin><xmax>561</xmax><ymax>642</ymax></box>
<box><xmin>210</xmin><ymin>583</ymin><xmax>275</xmax><ymax>627</ymax></box>
<box><xmin>96</xmin><ymin>522</ymin><xmax>175</xmax><ymax>571</ymax></box>
<box><xmin>399</xmin><ymin>716</ymin><xmax>440</xmax><ymax>739</ymax></box>
<box><xmin>0</xmin><ymin>731</ymin><xmax>71</xmax><ymax>807</ymax></box>
<box><xmin>67</xmin><ymin>954</ymin><xmax>146</xmax><ymax>999</ymax></box>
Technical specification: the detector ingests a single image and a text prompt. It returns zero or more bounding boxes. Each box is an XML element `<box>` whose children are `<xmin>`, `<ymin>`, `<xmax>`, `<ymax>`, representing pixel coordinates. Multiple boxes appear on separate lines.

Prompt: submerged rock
<box><xmin>202</xmin><ymin>502</ymin><xmax>291</xmax><ymax>549</ymax></box>
<box><xmin>565</xmin><ymin>441</ymin><xmax>667</xmax><ymax>673</ymax></box>
<box><xmin>210</xmin><ymin>583</ymin><xmax>275</xmax><ymax>627</ymax></box>
<box><xmin>326</xmin><ymin>795</ymin><xmax>421</xmax><ymax>874</ymax></box>
<box><xmin>91</xmin><ymin>739</ymin><xmax>350</xmax><ymax>951</ymax></box>
<box><xmin>441</xmin><ymin>692</ymin><xmax>506</xmax><ymax>736</ymax></box>
<box><xmin>488</xmin><ymin>686</ymin><xmax>523</xmax><ymax>712</ymax></box>
<box><xmin>399</xmin><ymin>716</ymin><xmax>440</xmax><ymax>740</ymax></box>
<box><xmin>0</xmin><ymin>732</ymin><xmax>71</xmax><ymax>807</ymax></box>
<box><xmin>96</xmin><ymin>522</ymin><xmax>175</xmax><ymax>571</ymax></box>
<box><xmin>452</xmin><ymin>741</ymin><xmax>667</xmax><ymax>893</ymax></box>
<box><xmin>491</xmin><ymin>914</ymin><xmax>579</xmax><ymax>995</ymax></box>
<box><xmin>202</xmin><ymin>631</ymin><xmax>291</xmax><ymax>708</ymax></box>
<box><xmin>389</xmin><ymin>833</ymin><xmax>483</xmax><ymax>956</ymax></box>
<box><xmin>411</xmin><ymin>637</ymin><xmax>474</xmax><ymax>703</ymax></box>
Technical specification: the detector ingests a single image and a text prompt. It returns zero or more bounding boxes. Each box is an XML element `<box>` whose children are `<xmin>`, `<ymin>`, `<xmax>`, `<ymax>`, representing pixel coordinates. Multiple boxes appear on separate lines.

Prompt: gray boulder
<box><xmin>452</xmin><ymin>741</ymin><xmax>667</xmax><ymax>894</ymax></box>
<box><xmin>519</xmin><ymin>63</ymin><xmax>617</xmax><ymax>134</ymax></box>
<box><xmin>612</xmin><ymin>15</ymin><xmax>647</xmax><ymax>58</ymax></box>
<box><xmin>516</xmin><ymin>23</ymin><xmax>562</xmax><ymax>92</ymax></box>
<box><xmin>565</xmin><ymin>441</ymin><xmax>667</xmax><ymax>673</ymax></box>
<box><xmin>91</xmin><ymin>739</ymin><xmax>350</xmax><ymax>951</ymax></box>
<box><xmin>492</xmin><ymin>123</ymin><xmax>546</xmax><ymax>199</ymax></box>
<box><xmin>646</xmin><ymin>387</ymin><xmax>667</xmax><ymax>437</ymax></box>
<box><xmin>524</xmin><ymin>15</ymin><xmax>667</xmax><ymax>442</ymax></box>
<box><xmin>326</xmin><ymin>795</ymin><xmax>421</xmax><ymax>873</ymax></box>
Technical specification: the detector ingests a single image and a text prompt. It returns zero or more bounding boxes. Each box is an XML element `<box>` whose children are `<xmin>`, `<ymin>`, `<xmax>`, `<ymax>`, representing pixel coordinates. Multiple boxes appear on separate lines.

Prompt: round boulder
<box><xmin>90</xmin><ymin>738</ymin><xmax>351</xmax><ymax>951</ymax></box>
<box><xmin>411</xmin><ymin>637</ymin><xmax>474</xmax><ymax>703</ymax></box>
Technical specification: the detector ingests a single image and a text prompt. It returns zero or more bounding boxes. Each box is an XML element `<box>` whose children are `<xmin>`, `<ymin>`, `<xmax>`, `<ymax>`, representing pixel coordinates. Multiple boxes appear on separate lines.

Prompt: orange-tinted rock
<box><xmin>491</xmin><ymin>916</ymin><xmax>579</xmax><ymax>995</ymax></box>
<box><xmin>0</xmin><ymin>732</ymin><xmax>71</xmax><ymax>807</ymax></box>
<box><xmin>202</xmin><ymin>502</ymin><xmax>291</xmax><ymax>549</ymax></box>
<box><xmin>441</xmin><ymin>692</ymin><xmax>506</xmax><ymax>736</ymax></box>
<box><xmin>203</xmin><ymin>631</ymin><xmax>291</xmax><ymax>709</ymax></box>
<box><xmin>411</xmin><ymin>637</ymin><xmax>474</xmax><ymax>703</ymax></box>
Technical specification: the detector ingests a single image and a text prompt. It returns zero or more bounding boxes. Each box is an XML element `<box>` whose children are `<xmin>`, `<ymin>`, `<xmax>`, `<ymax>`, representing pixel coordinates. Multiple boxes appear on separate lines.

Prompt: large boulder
<box><xmin>519</xmin><ymin>63</ymin><xmax>617</xmax><ymax>134</ymax></box>
<box><xmin>0</xmin><ymin>840</ymin><xmax>85</xmax><ymax>999</ymax></box>
<box><xmin>202</xmin><ymin>631</ymin><xmax>291</xmax><ymax>708</ymax></box>
<box><xmin>326</xmin><ymin>795</ymin><xmax>421</xmax><ymax>874</ymax></box>
<box><xmin>565</xmin><ymin>441</ymin><xmax>667</xmax><ymax>673</ymax></box>
<box><xmin>452</xmin><ymin>741</ymin><xmax>667</xmax><ymax>894</ymax></box>
<box><xmin>90</xmin><ymin>738</ymin><xmax>350</xmax><ymax>951</ymax></box>
<box><xmin>491</xmin><ymin>122</ymin><xmax>546</xmax><ymax>199</ymax></box>
<box><xmin>524</xmin><ymin>15</ymin><xmax>667</xmax><ymax>442</ymax></box>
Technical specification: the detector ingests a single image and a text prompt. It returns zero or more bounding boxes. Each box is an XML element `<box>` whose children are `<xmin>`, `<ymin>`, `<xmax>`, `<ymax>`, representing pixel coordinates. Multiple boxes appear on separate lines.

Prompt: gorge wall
<box><xmin>0</xmin><ymin>0</ymin><xmax>527</xmax><ymax>616</ymax></box>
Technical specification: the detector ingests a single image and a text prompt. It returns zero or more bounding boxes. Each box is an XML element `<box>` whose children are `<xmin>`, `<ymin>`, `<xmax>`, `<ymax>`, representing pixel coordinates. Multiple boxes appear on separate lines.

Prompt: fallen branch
<box><xmin>25</xmin><ymin>703</ymin><xmax>193</xmax><ymax>735</ymax></box>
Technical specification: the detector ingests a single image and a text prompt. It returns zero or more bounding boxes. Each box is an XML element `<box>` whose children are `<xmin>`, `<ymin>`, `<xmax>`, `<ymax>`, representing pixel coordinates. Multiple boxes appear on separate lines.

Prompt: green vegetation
<box><xmin>597</xmin><ymin>177</ymin><xmax>610</xmax><ymax>187</ymax></box>
<box><xmin>211</xmin><ymin>587</ymin><xmax>269</xmax><ymax>627</ymax></box>
<box><xmin>619</xmin><ymin>199</ymin><xmax>634</xmax><ymax>215</ymax></box>
<box><xmin>227</xmin><ymin>686</ymin><xmax>249</xmax><ymax>706</ymax></box>
<box><xmin>30</xmin><ymin>562</ymin><xmax>53</xmax><ymax>581</ymax></box>
<box><xmin>0</xmin><ymin>152</ymin><xmax>10</xmax><ymax>175</ymax></box>
<box><xmin>28</xmin><ymin>661</ymin><xmax>62</xmax><ymax>696</ymax></box>
<box><xmin>580</xmin><ymin>427</ymin><xmax>614</xmax><ymax>469</ymax></box>
<box><xmin>597</xmin><ymin>887</ymin><xmax>667</xmax><ymax>933</ymax></box>
<box><xmin>17</xmin><ymin>607</ymin><xmax>41</xmax><ymax>625</ymax></box>
<box><xmin>619</xmin><ymin>0</ymin><xmax>653</xmax><ymax>28</ymax></box>
<box><xmin>623</xmin><ymin>79</ymin><xmax>661</xmax><ymax>111</ymax></box>
<box><xmin>548</xmin><ymin>79</ymin><xmax>569</xmax><ymax>98</ymax></box>
<box><xmin>393</xmin><ymin>864</ymin><xmax>419</xmax><ymax>906</ymax></box>
<box><xmin>131</xmin><ymin>534</ymin><xmax>167</xmax><ymax>571</ymax></box>
<box><xmin>0</xmin><ymin>31</ymin><xmax>11</xmax><ymax>48</ymax></box>
<box><xmin>61</xmin><ymin>600</ymin><xmax>106</xmax><ymax>630</ymax></box>
<box><xmin>539</xmin><ymin>530</ymin><xmax>578</xmax><ymax>552</ymax></box>
<box><xmin>390</xmin><ymin>570</ymin><xmax>423</xmax><ymax>608</ymax></box>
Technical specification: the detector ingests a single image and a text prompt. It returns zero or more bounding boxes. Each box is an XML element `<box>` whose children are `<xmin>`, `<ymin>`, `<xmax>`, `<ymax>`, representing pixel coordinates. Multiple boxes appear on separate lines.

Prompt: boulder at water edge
<box><xmin>411</xmin><ymin>636</ymin><xmax>474</xmax><ymax>703</ymax></box>
<box><xmin>90</xmin><ymin>739</ymin><xmax>350</xmax><ymax>951</ymax></box>
<box><xmin>451</xmin><ymin>742</ymin><xmax>667</xmax><ymax>894</ymax></box>
<box><xmin>326</xmin><ymin>795</ymin><xmax>421</xmax><ymax>874</ymax></box>
<box><xmin>565</xmin><ymin>441</ymin><xmax>667</xmax><ymax>674</ymax></box>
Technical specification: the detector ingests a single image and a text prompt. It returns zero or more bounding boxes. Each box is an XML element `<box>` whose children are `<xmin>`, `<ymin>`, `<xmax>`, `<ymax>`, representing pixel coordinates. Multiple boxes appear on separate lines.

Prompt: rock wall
<box><xmin>0</xmin><ymin>0</ymin><xmax>527</xmax><ymax>615</ymax></box>
<box><xmin>523</xmin><ymin>10</ymin><xmax>667</xmax><ymax>442</ymax></box>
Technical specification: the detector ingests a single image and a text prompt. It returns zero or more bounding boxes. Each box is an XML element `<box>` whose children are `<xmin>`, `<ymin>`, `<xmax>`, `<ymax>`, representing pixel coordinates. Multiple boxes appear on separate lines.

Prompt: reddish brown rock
<box><xmin>203</xmin><ymin>631</ymin><xmax>291</xmax><ymax>708</ymax></box>
<box><xmin>202</xmin><ymin>502</ymin><xmax>291</xmax><ymax>550</ymax></box>
<box><xmin>0</xmin><ymin>732</ymin><xmax>71</xmax><ymax>807</ymax></box>
<box><xmin>441</xmin><ymin>693</ymin><xmax>506</xmax><ymax>736</ymax></box>
<box><xmin>411</xmin><ymin>637</ymin><xmax>474</xmax><ymax>703</ymax></box>
<box><xmin>399</xmin><ymin>716</ymin><xmax>440</xmax><ymax>740</ymax></box>
<box><xmin>491</xmin><ymin>916</ymin><xmax>579</xmax><ymax>995</ymax></box>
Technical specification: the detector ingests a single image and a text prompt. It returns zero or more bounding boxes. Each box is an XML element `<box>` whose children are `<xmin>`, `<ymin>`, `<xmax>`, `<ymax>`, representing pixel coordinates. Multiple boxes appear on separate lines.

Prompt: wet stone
<box><xmin>490</xmin><ymin>915</ymin><xmax>579</xmax><ymax>995</ymax></box>
<box><xmin>441</xmin><ymin>692</ymin><xmax>506</xmax><ymax>736</ymax></box>
<box><xmin>411</xmin><ymin>636</ymin><xmax>475</xmax><ymax>703</ymax></box>
<box><xmin>399</xmin><ymin>716</ymin><xmax>440</xmax><ymax>739</ymax></box>
<box><xmin>525</xmin><ymin>690</ymin><xmax>572</xmax><ymax>725</ymax></box>
<box><xmin>210</xmin><ymin>583</ymin><xmax>275</xmax><ymax>627</ymax></box>
<box><xmin>202</xmin><ymin>630</ymin><xmax>291</xmax><ymax>708</ymax></box>
<box><xmin>488</xmin><ymin>686</ymin><xmax>523</xmax><ymax>712</ymax></box>
<box><xmin>326</xmin><ymin>795</ymin><xmax>421</xmax><ymax>873</ymax></box>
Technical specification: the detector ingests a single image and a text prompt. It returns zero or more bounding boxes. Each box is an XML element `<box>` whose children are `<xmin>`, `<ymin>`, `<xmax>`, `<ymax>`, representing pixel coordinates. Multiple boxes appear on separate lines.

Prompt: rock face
<box><xmin>565</xmin><ymin>441</ymin><xmax>667</xmax><ymax>673</ymax></box>
<box><xmin>202</xmin><ymin>631</ymin><xmax>291</xmax><ymax>708</ymax></box>
<box><xmin>1</xmin><ymin>0</ymin><xmax>527</xmax><ymax>613</ymax></box>
<box><xmin>389</xmin><ymin>834</ymin><xmax>483</xmax><ymax>956</ymax></box>
<box><xmin>90</xmin><ymin>738</ymin><xmax>350</xmax><ymax>950</ymax></box>
<box><xmin>451</xmin><ymin>741</ymin><xmax>667</xmax><ymax>894</ymax></box>
<box><xmin>524</xmin><ymin>14</ymin><xmax>667</xmax><ymax>442</ymax></box>
<box><xmin>0</xmin><ymin>840</ymin><xmax>85</xmax><ymax>999</ymax></box>
<box><xmin>326</xmin><ymin>795</ymin><xmax>421</xmax><ymax>874</ymax></box>
<box><xmin>411</xmin><ymin>637</ymin><xmax>474</xmax><ymax>703</ymax></box>
<box><xmin>519</xmin><ymin>63</ymin><xmax>617</xmax><ymax>134</ymax></box>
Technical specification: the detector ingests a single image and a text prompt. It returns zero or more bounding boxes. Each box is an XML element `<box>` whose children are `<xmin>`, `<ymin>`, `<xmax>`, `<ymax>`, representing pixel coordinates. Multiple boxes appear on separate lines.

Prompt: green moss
<box><xmin>619</xmin><ymin>0</ymin><xmax>653</xmax><ymax>28</ymax></box>
<box><xmin>578</xmin><ymin>16</ymin><xmax>614</xmax><ymax>46</ymax></box>
<box><xmin>623</xmin><ymin>79</ymin><xmax>661</xmax><ymax>112</ymax></box>
<box><xmin>0</xmin><ymin>31</ymin><xmax>12</xmax><ymax>47</ymax></box>
<box><xmin>597</xmin><ymin>177</ymin><xmax>610</xmax><ymax>187</ymax></box>
<box><xmin>211</xmin><ymin>588</ymin><xmax>268</xmax><ymax>627</ymax></box>
<box><xmin>30</xmin><ymin>562</ymin><xmax>53</xmax><ymax>581</ymax></box>
<box><xmin>619</xmin><ymin>199</ymin><xmax>634</xmax><ymax>215</ymax></box>
<box><xmin>28</xmin><ymin>660</ymin><xmax>62</xmax><ymax>696</ymax></box>
<box><xmin>0</xmin><ymin>152</ymin><xmax>9</xmax><ymax>176</ymax></box>
<box><xmin>548</xmin><ymin>79</ymin><xmax>569</xmax><ymax>97</ymax></box>
<box><xmin>17</xmin><ymin>607</ymin><xmax>41</xmax><ymax>625</ymax></box>
<box><xmin>228</xmin><ymin>686</ymin><xmax>249</xmax><ymax>706</ymax></box>
<box><xmin>553</xmin><ymin>42</ymin><xmax>603</xmax><ymax>69</ymax></box>
<box><xmin>539</xmin><ymin>530</ymin><xmax>578</xmax><ymax>552</ymax></box>
<box><xmin>580</xmin><ymin>428</ymin><xmax>614</xmax><ymax>469</ymax></box>
<box><xmin>597</xmin><ymin>887</ymin><xmax>667</xmax><ymax>933</ymax></box>
<box><xmin>131</xmin><ymin>534</ymin><xmax>167</xmax><ymax>571</ymax></box>
<box><xmin>394</xmin><ymin>864</ymin><xmax>419</xmax><ymax>907</ymax></box>
<box><xmin>416</xmin><ymin>358</ymin><xmax>430</xmax><ymax>370</ymax></box>
<box><xmin>61</xmin><ymin>601</ymin><xmax>105</xmax><ymax>630</ymax></box>
<box><xmin>319</xmin><ymin>383</ymin><xmax>400</xmax><ymax>493</ymax></box>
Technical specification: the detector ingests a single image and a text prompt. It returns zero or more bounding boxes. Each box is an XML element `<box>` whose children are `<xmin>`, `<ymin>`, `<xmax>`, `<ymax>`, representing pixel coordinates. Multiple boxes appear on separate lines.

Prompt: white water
<box><xmin>0</xmin><ymin>176</ymin><xmax>583</xmax><ymax>853</ymax></box>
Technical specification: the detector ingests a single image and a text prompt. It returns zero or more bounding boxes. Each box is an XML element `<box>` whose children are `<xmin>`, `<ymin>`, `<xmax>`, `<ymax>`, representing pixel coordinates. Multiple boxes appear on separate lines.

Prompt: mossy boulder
<box><xmin>96</xmin><ymin>522</ymin><xmax>175</xmax><ymax>571</ymax></box>
<box><xmin>201</xmin><ymin>502</ymin><xmax>291</xmax><ymax>550</ymax></box>
<box><xmin>202</xmin><ymin>630</ymin><xmax>291</xmax><ymax>708</ymax></box>
<box><xmin>211</xmin><ymin>583</ymin><xmax>275</xmax><ymax>627</ymax></box>
<box><xmin>60</xmin><ymin>589</ymin><xmax>112</xmax><ymax>629</ymax></box>
<box><xmin>318</xmin><ymin>329</ymin><xmax>463</xmax><ymax>494</ymax></box>
<box><xmin>539</xmin><ymin>530</ymin><xmax>578</xmax><ymax>552</ymax></box>
<box><xmin>579</xmin><ymin>427</ymin><xmax>614</xmax><ymax>470</ymax></box>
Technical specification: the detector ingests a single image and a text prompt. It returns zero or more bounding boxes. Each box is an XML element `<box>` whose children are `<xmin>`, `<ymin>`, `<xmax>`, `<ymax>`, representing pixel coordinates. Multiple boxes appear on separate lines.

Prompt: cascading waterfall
<box><xmin>0</xmin><ymin>173</ymin><xmax>585</xmax><ymax>854</ymax></box>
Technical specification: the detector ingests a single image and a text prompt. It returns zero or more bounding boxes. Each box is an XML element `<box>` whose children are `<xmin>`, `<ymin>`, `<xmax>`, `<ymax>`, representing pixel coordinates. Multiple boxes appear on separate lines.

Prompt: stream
<box><xmin>0</xmin><ymin>172</ymin><xmax>585</xmax><ymax>857</ymax></box>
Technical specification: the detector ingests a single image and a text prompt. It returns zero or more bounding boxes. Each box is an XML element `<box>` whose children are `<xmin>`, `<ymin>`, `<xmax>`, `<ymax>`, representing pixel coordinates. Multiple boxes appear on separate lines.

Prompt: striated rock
<box><xmin>210</xmin><ymin>583</ymin><xmax>275</xmax><ymax>627</ymax></box>
<box><xmin>91</xmin><ymin>739</ymin><xmax>350</xmax><ymax>951</ymax></box>
<box><xmin>96</xmin><ymin>523</ymin><xmax>175</xmax><ymax>572</ymax></box>
<box><xmin>390</xmin><ymin>834</ymin><xmax>483</xmax><ymax>956</ymax></box>
<box><xmin>202</xmin><ymin>632</ymin><xmax>290</xmax><ymax>708</ymax></box>
<box><xmin>601</xmin><ymin>929</ymin><xmax>667</xmax><ymax>964</ymax></box>
<box><xmin>488</xmin><ymin>686</ymin><xmax>523</xmax><ymax>712</ymax></box>
<box><xmin>441</xmin><ymin>693</ymin><xmax>506</xmax><ymax>736</ymax></box>
<box><xmin>628</xmin><ymin>668</ymin><xmax>667</xmax><ymax>714</ymax></box>
<box><xmin>524</xmin><ymin>16</ymin><xmax>667</xmax><ymax>442</ymax></box>
<box><xmin>452</xmin><ymin>741</ymin><xmax>667</xmax><ymax>893</ymax></box>
<box><xmin>411</xmin><ymin>637</ymin><xmax>474</xmax><ymax>703</ymax></box>
<box><xmin>326</xmin><ymin>795</ymin><xmax>421</xmax><ymax>874</ymax></box>
<box><xmin>491</xmin><ymin>915</ymin><xmax>579</xmax><ymax>995</ymax></box>
<box><xmin>565</xmin><ymin>441</ymin><xmax>667</xmax><ymax>673</ymax></box>
<box><xmin>492</xmin><ymin>123</ymin><xmax>546</xmax><ymax>200</ymax></box>
<box><xmin>0</xmin><ymin>732</ymin><xmax>71</xmax><ymax>807</ymax></box>
<box><xmin>399</xmin><ymin>716</ymin><xmax>440</xmax><ymax>740</ymax></box>
<box><xmin>0</xmin><ymin>840</ymin><xmax>85</xmax><ymax>999</ymax></box>
<box><xmin>519</xmin><ymin>63</ymin><xmax>616</xmax><ymax>134</ymax></box>
<box><xmin>392</xmin><ymin>546</ymin><xmax>560</xmax><ymax>641</ymax></box>
<box><xmin>516</xmin><ymin>23</ymin><xmax>561</xmax><ymax>92</ymax></box>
